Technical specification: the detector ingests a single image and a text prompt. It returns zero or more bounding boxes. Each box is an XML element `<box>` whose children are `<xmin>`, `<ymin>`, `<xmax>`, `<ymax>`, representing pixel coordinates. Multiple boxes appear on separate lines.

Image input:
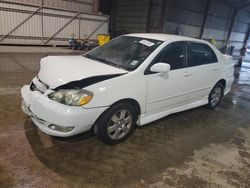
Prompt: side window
<box><xmin>188</xmin><ymin>42</ymin><xmax>218</xmax><ymax>67</ymax></box>
<box><xmin>153</xmin><ymin>42</ymin><xmax>186</xmax><ymax>71</ymax></box>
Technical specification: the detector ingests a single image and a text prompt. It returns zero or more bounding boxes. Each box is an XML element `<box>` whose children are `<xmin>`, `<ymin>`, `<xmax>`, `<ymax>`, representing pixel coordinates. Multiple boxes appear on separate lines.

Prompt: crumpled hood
<box><xmin>38</xmin><ymin>56</ymin><xmax>128</xmax><ymax>89</ymax></box>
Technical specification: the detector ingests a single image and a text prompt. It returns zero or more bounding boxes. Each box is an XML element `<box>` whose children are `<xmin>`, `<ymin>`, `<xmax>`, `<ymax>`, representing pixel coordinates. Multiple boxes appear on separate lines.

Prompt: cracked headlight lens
<box><xmin>48</xmin><ymin>90</ymin><xmax>93</xmax><ymax>106</ymax></box>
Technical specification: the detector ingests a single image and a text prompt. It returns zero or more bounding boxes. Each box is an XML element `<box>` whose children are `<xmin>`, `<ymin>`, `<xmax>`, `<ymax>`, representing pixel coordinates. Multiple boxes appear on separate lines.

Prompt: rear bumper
<box><xmin>21</xmin><ymin>85</ymin><xmax>108</xmax><ymax>137</ymax></box>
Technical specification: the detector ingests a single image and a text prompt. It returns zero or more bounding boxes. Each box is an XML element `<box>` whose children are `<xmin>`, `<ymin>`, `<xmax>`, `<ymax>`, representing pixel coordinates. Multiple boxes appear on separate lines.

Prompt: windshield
<box><xmin>85</xmin><ymin>36</ymin><xmax>163</xmax><ymax>71</ymax></box>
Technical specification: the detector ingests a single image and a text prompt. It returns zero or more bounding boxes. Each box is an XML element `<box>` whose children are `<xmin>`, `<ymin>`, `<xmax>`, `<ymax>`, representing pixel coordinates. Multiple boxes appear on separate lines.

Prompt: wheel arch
<box><xmin>91</xmin><ymin>98</ymin><xmax>141</xmax><ymax>131</ymax></box>
<box><xmin>110</xmin><ymin>98</ymin><xmax>141</xmax><ymax>115</ymax></box>
<box><xmin>216</xmin><ymin>79</ymin><xmax>226</xmax><ymax>90</ymax></box>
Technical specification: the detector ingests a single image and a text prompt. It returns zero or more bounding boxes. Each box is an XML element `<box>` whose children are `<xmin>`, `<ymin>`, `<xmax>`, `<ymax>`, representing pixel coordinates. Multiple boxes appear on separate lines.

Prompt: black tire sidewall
<box><xmin>208</xmin><ymin>83</ymin><xmax>224</xmax><ymax>109</ymax></box>
<box><xmin>96</xmin><ymin>103</ymin><xmax>137</xmax><ymax>145</ymax></box>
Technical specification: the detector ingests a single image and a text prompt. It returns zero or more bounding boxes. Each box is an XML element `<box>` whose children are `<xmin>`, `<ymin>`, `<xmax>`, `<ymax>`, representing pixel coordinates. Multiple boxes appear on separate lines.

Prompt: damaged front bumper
<box><xmin>21</xmin><ymin>85</ymin><xmax>107</xmax><ymax>137</ymax></box>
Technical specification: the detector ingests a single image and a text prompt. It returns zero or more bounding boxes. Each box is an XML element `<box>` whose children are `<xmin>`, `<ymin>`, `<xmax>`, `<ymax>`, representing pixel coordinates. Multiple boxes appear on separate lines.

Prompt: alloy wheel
<box><xmin>210</xmin><ymin>86</ymin><xmax>223</xmax><ymax>107</ymax></box>
<box><xmin>107</xmin><ymin>109</ymin><xmax>133</xmax><ymax>140</ymax></box>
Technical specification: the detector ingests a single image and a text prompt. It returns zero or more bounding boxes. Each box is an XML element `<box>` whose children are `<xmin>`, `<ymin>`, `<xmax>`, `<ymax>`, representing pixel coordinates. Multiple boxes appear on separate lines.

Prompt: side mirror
<box><xmin>150</xmin><ymin>63</ymin><xmax>170</xmax><ymax>73</ymax></box>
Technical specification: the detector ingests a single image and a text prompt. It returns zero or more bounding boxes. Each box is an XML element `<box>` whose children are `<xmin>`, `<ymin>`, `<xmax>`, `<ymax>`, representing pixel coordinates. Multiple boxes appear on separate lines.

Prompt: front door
<box><xmin>146</xmin><ymin>41</ymin><xmax>191</xmax><ymax>115</ymax></box>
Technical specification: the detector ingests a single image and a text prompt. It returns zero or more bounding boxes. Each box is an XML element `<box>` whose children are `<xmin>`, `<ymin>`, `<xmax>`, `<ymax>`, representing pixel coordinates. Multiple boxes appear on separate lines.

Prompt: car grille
<box><xmin>30</xmin><ymin>77</ymin><xmax>49</xmax><ymax>94</ymax></box>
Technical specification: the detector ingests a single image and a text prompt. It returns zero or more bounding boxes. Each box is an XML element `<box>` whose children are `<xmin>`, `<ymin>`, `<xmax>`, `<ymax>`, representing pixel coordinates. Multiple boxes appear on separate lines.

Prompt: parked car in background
<box><xmin>21</xmin><ymin>34</ymin><xmax>234</xmax><ymax>144</ymax></box>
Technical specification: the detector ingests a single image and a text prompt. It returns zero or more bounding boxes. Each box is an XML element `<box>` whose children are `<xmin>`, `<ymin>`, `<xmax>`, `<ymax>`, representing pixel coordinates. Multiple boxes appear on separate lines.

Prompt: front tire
<box><xmin>207</xmin><ymin>83</ymin><xmax>224</xmax><ymax>109</ymax></box>
<box><xmin>95</xmin><ymin>103</ymin><xmax>137</xmax><ymax>145</ymax></box>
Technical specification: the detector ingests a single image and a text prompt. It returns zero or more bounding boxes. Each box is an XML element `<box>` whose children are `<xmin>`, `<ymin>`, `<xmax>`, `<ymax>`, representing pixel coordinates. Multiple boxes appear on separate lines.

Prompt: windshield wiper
<box><xmin>101</xmin><ymin>58</ymin><xmax>125</xmax><ymax>70</ymax></box>
<box><xmin>84</xmin><ymin>54</ymin><xmax>127</xmax><ymax>71</ymax></box>
<box><xmin>84</xmin><ymin>54</ymin><xmax>98</xmax><ymax>61</ymax></box>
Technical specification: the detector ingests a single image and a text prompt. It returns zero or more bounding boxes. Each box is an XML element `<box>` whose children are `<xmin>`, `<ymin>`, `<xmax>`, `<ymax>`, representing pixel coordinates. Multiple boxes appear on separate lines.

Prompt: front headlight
<box><xmin>48</xmin><ymin>90</ymin><xmax>93</xmax><ymax>106</ymax></box>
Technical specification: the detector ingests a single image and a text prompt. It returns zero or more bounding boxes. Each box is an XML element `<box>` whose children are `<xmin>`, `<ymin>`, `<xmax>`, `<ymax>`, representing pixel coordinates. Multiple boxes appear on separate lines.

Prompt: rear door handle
<box><xmin>184</xmin><ymin>73</ymin><xmax>192</xmax><ymax>77</ymax></box>
<box><xmin>213</xmin><ymin>67</ymin><xmax>219</xmax><ymax>71</ymax></box>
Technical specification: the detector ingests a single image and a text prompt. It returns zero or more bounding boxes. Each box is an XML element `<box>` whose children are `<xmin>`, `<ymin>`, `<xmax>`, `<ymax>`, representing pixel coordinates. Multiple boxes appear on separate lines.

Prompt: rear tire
<box><xmin>95</xmin><ymin>103</ymin><xmax>137</xmax><ymax>145</ymax></box>
<box><xmin>207</xmin><ymin>83</ymin><xmax>224</xmax><ymax>109</ymax></box>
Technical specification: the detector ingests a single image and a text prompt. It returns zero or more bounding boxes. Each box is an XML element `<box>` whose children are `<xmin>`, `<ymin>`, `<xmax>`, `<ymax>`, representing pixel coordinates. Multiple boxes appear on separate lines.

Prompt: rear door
<box><xmin>186</xmin><ymin>42</ymin><xmax>221</xmax><ymax>103</ymax></box>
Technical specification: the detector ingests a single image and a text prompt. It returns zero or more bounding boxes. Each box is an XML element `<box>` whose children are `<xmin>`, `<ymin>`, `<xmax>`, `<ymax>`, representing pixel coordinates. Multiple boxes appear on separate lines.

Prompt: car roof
<box><xmin>125</xmin><ymin>33</ymin><xmax>208</xmax><ymax>44</ymax></box>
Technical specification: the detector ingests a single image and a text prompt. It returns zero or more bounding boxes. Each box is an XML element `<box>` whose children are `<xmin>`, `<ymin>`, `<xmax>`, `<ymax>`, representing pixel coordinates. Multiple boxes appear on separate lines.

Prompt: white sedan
<box><xmin>21</xmin><ymin>34</ymin><xmax>234</xmax><ymax>144</ymax></box>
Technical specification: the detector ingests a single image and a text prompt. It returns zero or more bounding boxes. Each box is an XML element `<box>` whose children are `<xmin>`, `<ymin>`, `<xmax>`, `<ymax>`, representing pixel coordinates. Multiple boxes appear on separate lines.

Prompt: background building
<box><xmin>111</xmin><ymin>0</ymin><xmax>250</xmax><ymax>56</ymax></box>
<box><xmin>0</xmin><ymin>0</ymin><xmax>108</xmax><ymax>45</ymax></box>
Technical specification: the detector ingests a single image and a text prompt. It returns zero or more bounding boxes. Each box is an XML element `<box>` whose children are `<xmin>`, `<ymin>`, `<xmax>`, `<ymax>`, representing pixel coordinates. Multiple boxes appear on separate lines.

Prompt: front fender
<box><xmin>83</xmin><ymin>73</ymin><xmax>147</xmax><ymax>114</ymax></box>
